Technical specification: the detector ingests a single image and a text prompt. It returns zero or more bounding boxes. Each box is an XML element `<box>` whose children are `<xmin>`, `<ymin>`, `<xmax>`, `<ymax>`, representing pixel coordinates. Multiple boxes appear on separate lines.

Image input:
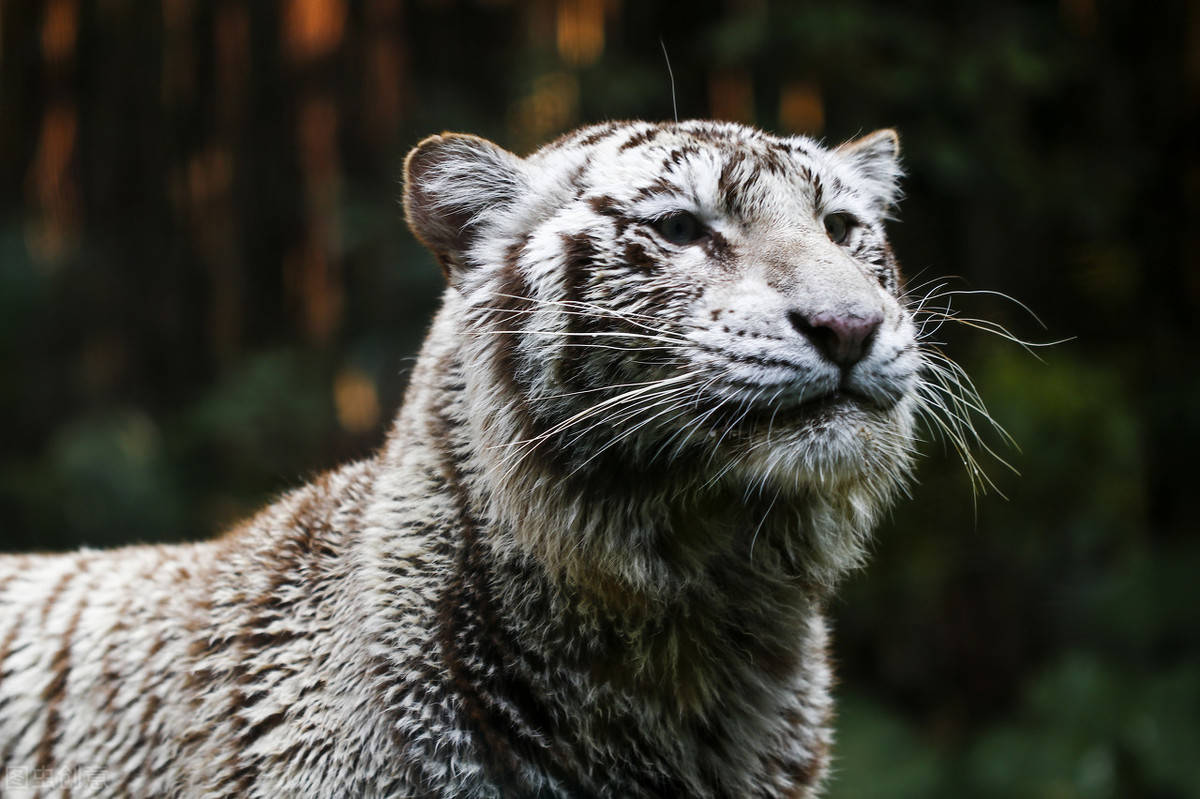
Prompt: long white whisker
<box><xmin>472</xmin><ymin>328</ymin><xmax>690</xmax><ymax>346</ymax></box>
<box><xmin>918</xmin><ymin>288</ymin><xmax>1049</xmax><ymax>330</ymax></box>
<box><xmin>479</xmin><ymin>293</ymin><xmax>703</xmax><ymax>337</ymax></box>
<box><xmin>492</xmin><ymin>372</ymin><xmax>702</xmax><ymax>480</ymax></box>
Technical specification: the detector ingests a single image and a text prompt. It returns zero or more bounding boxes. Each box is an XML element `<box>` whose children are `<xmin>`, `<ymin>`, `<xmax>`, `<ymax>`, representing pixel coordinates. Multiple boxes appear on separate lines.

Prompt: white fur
<box><xmin>0</xmin><ymin>121</ymin><xmax>934</xmax><ymax>798</ymax></box>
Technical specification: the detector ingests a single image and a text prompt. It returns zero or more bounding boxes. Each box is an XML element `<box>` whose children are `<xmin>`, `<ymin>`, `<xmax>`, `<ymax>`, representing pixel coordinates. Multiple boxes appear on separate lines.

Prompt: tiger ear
<box><xmin>836</xmin><ymin>128</ymin><xmax>902</xmax><ymax>213</ymax></box>
<box><xmin>403</xmin><ymin>133</ymin><xmax>526</xmax><ymax>278</ymax></box>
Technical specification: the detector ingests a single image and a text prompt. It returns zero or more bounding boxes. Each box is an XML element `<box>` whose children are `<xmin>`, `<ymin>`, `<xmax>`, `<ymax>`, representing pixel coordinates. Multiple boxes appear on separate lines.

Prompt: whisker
<box><xmin>491</xmin><ymin>371</ymin><xmax>703</xmax><ymax>479</ymax></box>
<box><xmin>470</xmin><ymin>328</ymin><xmax>690</xmax><ymax>347</ymax></box>
<box><xmin>478</xmin><ymin>292</ymin><xmax>704</xmax><ymax>337</ymax></box>
<box><xmin>915</xmin><ymin>314</ymin><xmax>1072</xmax><ymax>358</ymax></box>
<box><xmin>919</xmin><ymin>288</ymin><xmax>1049</xmax><ymax>330</ymax></box>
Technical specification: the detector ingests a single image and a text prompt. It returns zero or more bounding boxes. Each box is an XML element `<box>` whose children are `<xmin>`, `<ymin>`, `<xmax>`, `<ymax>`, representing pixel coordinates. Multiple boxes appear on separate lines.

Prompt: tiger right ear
<box><xmin>836</xmin><ymin>128</ymin><xmax>902</xmax><ymax>214</ymax></box>
<box><xmin>403</xmin><ymin>133</ymin><xmax>527</xmax><ymax>278</ymax></box>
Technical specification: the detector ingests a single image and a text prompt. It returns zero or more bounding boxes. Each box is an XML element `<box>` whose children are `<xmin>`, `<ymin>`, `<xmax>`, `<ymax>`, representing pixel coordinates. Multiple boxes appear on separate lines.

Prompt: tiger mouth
<box><xmin>717</xmin><ymin>387</ymin><xmax>894</xmax><ymax>432</ymax></box>
<box><xmin>762</xmin><ymin>389</ymin><xmax>873</xmax><ymax>422</ymax></box>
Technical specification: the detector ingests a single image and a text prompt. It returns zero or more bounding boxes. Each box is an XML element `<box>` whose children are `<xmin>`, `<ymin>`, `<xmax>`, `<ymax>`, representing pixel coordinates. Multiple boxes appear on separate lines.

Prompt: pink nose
<box><xmin>787</xmin><ymin>309</ymin><xmax>883</xmax><ymax>367</ymax></box>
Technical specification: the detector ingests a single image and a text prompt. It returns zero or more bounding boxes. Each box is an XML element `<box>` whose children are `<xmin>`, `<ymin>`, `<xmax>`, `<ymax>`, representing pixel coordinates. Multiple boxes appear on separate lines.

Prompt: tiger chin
<box><xmin>1</xmin><ymin>121</ymin><xmax>929</xmax><ymax>798</ymax></box>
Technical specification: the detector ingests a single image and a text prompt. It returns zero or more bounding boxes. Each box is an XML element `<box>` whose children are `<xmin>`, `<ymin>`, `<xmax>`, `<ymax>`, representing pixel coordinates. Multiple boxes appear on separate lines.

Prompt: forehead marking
<box><xmin>541</xmin><ymin>125</ymin><xmax>894</xmax><ymax>284</ymax></box>
<box><xmin>633</xmin><ymin>176</ymin><xmax>682</xmax><ymax>203</ymax></box>
<box><xmin>587</xmin><ymin>195</ymin><xmax>632</xmax><ymax>236</ymax></box>
<box><xmin>757</xmin><ymin>146</ymin><xmax>790</xmax><ymax>177</ymax></box>
<box><xmin>660</xmin><ymin>144</ymin><xmax>702</xmax><ymax>173</ymax></box>
<box><xmin>575</xmin><ymin>124</ymin><xmax>622</xmax><ymax>149</ymax></box>
<box><xmin>718</xmin><ymin>150</ymin><xmax>755</xmax><ymax>216</ymax></box>
<box><xmin>618</xmin><ymin>126</ymin><xmax>664</xmax><ymax>152</ymax></box>
<box><xmin>623</xmin><ymin>240</ymin><xmax>655</xmax><ymax>273</ymax></box>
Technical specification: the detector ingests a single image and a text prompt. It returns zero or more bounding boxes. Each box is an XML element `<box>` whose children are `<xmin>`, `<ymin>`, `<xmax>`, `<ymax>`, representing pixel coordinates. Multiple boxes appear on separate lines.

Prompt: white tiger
<box><xmin>0</xmin><ymin>119</ymin><xmax>946</xmax><ymax>797</ymax></box>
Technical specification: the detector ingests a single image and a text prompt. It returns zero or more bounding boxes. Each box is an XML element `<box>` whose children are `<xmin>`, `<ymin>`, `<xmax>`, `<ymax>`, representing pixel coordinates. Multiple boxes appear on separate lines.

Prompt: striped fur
<box><xmin>1</xmin><ymin>121</ymin><xmax>925</xmax><ymax>797</ymax></box>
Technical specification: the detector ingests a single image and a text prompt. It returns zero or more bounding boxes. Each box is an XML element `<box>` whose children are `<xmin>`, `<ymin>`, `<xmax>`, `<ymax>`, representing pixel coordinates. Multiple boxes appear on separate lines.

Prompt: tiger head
<box><xmin>404</xmin><ymin>120</ymin><xmax>924</xmax><ymax>586</ymax></box>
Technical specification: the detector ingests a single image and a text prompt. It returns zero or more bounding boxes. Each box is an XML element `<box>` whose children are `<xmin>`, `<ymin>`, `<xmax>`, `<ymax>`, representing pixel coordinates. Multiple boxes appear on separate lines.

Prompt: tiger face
<box><xmin>404</xmin><ymin>120</ymin><xmax>919</xmax><ymax>501</ymax></box>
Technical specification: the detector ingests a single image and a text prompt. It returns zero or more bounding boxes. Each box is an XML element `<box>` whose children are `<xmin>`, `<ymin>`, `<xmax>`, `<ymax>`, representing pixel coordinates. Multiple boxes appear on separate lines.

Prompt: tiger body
<box><xmin>1</xmin><ymin>120</ymin><xmax>924</xmax><ymax>797</ymax></box>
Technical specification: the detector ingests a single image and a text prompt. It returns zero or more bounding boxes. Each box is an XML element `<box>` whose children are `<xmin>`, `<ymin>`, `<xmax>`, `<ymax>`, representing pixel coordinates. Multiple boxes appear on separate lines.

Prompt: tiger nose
<box><xmin>787</xmin><ymin>309</ymin><xmax>883</xmax><ymax>367</ymax></box>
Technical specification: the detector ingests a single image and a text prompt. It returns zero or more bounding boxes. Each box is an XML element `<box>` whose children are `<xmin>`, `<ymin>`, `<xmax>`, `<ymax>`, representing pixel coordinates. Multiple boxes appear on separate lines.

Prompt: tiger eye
<box><xmin>652</xmin><ymin>211</ymin><xmax>706</xmax><ymax>245</ymax></box>
<box><xmin>823</xmin><ymin>212</ymin><xmax>855</xmax><ymax>245</ymax></box>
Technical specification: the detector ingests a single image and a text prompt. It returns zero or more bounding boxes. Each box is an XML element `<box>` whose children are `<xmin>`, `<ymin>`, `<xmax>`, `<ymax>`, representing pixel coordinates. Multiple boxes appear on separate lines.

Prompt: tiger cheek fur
<box><xmin>1</xmin><ymin>121</ymin><xmax>920</xmax><ymax>798</ymax></box>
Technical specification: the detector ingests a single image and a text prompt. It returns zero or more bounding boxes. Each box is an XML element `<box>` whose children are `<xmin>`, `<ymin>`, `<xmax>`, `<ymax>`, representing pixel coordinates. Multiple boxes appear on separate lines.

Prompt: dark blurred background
<box><xmin>1</xmin><ymin>1</ymin><xmax>1197</xmax><ymax>796</ymax></box>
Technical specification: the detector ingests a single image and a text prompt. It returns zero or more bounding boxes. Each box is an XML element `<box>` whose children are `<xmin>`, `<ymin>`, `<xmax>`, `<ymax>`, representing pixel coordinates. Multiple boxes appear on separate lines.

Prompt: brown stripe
<box><xmin>484</xmin><ymin>235</ymin><xmax>570</xmax><ymax>478</ymax></box>
<box><xmin>575</xmin><ymin>123</ymin><xmax>623</xmax><ymax>148</ymax></box>
<box><xmin>559</xmin><ymin>232</ymin><xmax>597</xmax><ymax>311</ymax></box>
<box><xmin>557</xmin><ymin>231</ymin><xmax>608</xmax><ymax>398</ymax></box>
<box><xmin>36</xmin><ymin>582</ymin><xmax>91</xmax><ymax>773</ymax></box>
<box><xmin>718</xmin><ymin>150</ymin><xmax>749</xmax><ymax>216</ymax></box>
<box><xmin>95</xmin><ymin>558</ymin><xmax>158</xmax><ymax>717</ymax></box>
<box><xmin>425</xmin><ymin>371</ymin><xmax>599</xmax><ymax>797</ymax></box>
<box><xmin>110</xmin><ymin>553</ymin><xmax>175</xmax><ymax>790</ymax></box>
<box><xmin>758</xmin><ymin>144</ymin><xmax>790</xmax><ymax>176</ymax></box>
<box><xmin>0</xmin><ymin>559</ymin><xmax>85</xmax><ymax>768</ymax></box>
<box><xmin>631</xmin><ymin>176</ymin><xmax>679</xmax><ymax>202</ymax></box>
<box><xmin>239</xmin><ymin>709</ymin><xmax>286</xmax><ymax>750</ymax></box>
<box><xmin>204</xmin><ymin>543</ymin><xmax>308</xmax><ymax>792</ymax></box>
<box><xmin>675</xmin><ymin>124</ymin><xmax>733</xmax><ymax>145</ymax></box>
<box><xmin>369</xmin><ymin>657</ymin><xmax>444</xmax><ymax>796</ymax></box>
<box><xmin>0</xmin><ymin>557</ymin><xmax>30</xmax><ymax>596</ymax></box>
<box><xmin>425</xmin><ymin>370</ymin><xmax>527</xmax><ymax>788</ymax></box>
<box><xmin>107</xmin><ymin>690</ymin><xmax>165</xmax><ymax>795</ymax></box>
<box><xmin>38</xmin><ymin>560</ymin><xmax>82</xmax><ymax>627</ymax></box>
<box><xmin>769</xmin><ymin>138</ymin><xmax>814</xmax><ymax>158</ymax></box>
<box><xmin>659</xmin><ymin>144</ymin><xmax>701</xmax><ymax>172</ymax></box>
<box><xmin>810</xmin><ymin>174</ymin><xmax>825</xmax><ymax>211</ymax></box>
<box><xmin>0</xmin><ymin>608</ymin><xmax>30</xmax><ymax>721</ymax></box>
<box><xmin>622</xmin><ymin>240</ymin><xmax>655</xmax><ymax>273</ymax></box>
<box><xmin>566</xmin><ymin>157</ymin><xmax>591</xmax><ymax>197</ymax></box>
<box><xmin>617</xmin><ymin>125</ymin><xmax>662</xmax><ymax>152</ymax></box>
<box><xmin>586</xmin><ymin>194</ymin><xmax>633</xmax><ymax>237</ymax></box>
<box><xmin>703</xmin><ymin>229</ymin><xmax>734</xmax><ymax>265</ymax></box>
<box><xmin>0</xmin><ymin>562</ymin><xmax>34</xmax><ymax>676</ymax></box>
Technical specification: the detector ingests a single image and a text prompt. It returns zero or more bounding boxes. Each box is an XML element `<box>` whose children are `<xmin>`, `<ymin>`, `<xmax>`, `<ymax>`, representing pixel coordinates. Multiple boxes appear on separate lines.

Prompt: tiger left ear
<box><xmin>837</xmin><ymin>128</ymin><xmax>902</xmax><ymax>213</ymax></box>
<box><xmin>403</xmin><ymin>133</ymin><xmax>527</xmax><ymax>283</ymax></box>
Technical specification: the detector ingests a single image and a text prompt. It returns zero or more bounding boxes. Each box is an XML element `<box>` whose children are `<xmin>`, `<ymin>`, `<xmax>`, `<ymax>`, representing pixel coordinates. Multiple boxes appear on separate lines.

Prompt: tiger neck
<box><xmin>422</xmin><ymin>339</ymin><xmax>829</xmax><ymax>684</ymax></box>
<box><xmin>425</xmin><ymin>388</ymin><xmax>824</xmax><ymax>790</ymax></box>
<box><xmin>373</xmin><ymin>334</ymin><xmax>845</xmax><ymax>791</ymax></box>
